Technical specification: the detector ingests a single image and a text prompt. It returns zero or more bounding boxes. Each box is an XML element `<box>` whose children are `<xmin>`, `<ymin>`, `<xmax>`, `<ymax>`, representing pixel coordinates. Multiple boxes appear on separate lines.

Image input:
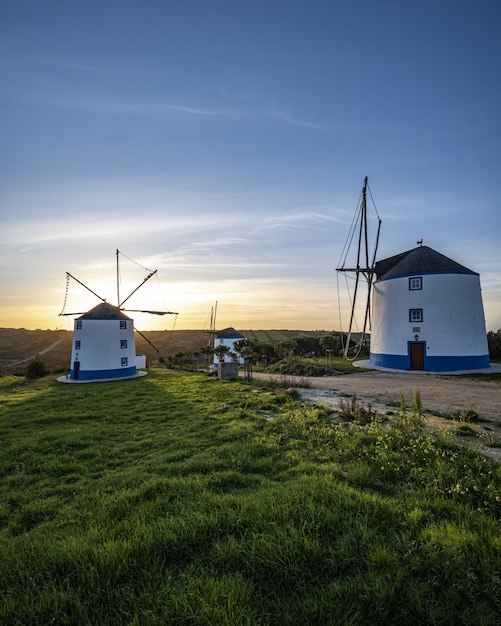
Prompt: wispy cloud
<box><xmin>255</xmin><ymin>210</ymin><xmax>345</xmax><ymax>231</ymax></box>
<box><xmin>2</xmin><ymin>46</ymin><xmax>322</xmax><ymax>129</ymax></box>
<box><xmin>267</xmin><ymin>107</ymin><xmax>323</xmax><ymax>130</ymax></box>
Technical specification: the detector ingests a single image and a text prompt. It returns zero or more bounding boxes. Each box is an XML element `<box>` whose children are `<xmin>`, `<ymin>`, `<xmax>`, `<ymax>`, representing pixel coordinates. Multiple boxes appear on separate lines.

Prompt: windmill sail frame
<box><xmin>59</xmin><ymin>249</ymin><xmax>178</xmax><ymax>318</ymax></box>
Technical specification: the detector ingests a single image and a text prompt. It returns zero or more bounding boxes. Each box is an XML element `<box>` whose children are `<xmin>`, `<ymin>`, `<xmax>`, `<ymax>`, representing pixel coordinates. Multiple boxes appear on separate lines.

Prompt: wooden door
<box><xmin>410</xmin><ymin>343</ymin><xmax>425</xmax><ymax>370</ymax></box>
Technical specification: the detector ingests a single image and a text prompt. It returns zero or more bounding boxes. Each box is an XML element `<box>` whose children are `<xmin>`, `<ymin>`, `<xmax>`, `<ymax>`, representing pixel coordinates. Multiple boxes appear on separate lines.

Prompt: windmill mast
<box><xmin>336</xmin><ymin>177</ymin><xmax>381</xmax><ymax>359</ymax></box>
<box><xmin>208</xmin><ymin>301</ymin><xmax>218</xmax><ymax>346</ymax></box>
<box><xmin>116</xmin><ymin>248</ymin><xmax>120</xmax><ymax>307</ymax></box>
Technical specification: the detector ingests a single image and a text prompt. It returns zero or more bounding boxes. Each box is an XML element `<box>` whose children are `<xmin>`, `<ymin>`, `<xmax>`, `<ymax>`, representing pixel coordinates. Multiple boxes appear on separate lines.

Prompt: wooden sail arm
<box><xmin>119</xmin><ymin>270</ymin><xmax>157</xmax><ymax>308</ymax></box>
<box><xmin>134</xmin><ymin>327</ymin><xmax>160</xmax><ymax>353</ymax></box>
<box><xmin>124</xmin><ymin>309</ymin><xmax>178</xmax><ymax>316</ymax></box>
<box><xmin>337</xmin><ymin>267</ymin><xmax>376</xmax><ymax>274</ymax></box>
<box><xmin>65</xmin><ymin>273</ymin><xmax>107</xmax><ymax>304</ymax></box>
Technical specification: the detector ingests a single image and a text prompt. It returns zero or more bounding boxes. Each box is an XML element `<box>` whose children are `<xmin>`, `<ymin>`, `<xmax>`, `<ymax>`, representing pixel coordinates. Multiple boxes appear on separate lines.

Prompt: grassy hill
<box><xmin>0</xmin><ymin>328</ymin><xmax>344</xmax><ymax>373</ymax></box>
<box><xmin>1</xmin><ymin>369</ymin><xmax>500</xmax><ymax>624</ymax></box>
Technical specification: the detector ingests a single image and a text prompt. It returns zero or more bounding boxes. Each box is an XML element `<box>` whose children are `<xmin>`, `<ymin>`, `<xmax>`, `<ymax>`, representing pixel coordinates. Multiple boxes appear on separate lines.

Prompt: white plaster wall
<box><xmin>371</xmin><ymin>273</ymin><xmax>488</xmax><ymax>356</ymax></box>
<box><xmin>71</xmin><ymin>319</ymin><xmax>136</xmax><ymax>369</ymax></box>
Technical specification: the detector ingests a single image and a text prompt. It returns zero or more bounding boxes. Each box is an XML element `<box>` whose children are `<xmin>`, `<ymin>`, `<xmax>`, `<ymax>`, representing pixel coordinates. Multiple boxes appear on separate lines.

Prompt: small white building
<box><xmin>370</xmin><ymin>245</ymin><xmax>490</xmax><ymax>372</ymax></box>
<box><xmin>68</xmin><ymin>302</ymin><xmax>144</xmax><ymax>381</ymax></box>
<box><xmin>213</xmin><ymin>327</ymin><xmax>246</xmax><ymax>366</ymax></box>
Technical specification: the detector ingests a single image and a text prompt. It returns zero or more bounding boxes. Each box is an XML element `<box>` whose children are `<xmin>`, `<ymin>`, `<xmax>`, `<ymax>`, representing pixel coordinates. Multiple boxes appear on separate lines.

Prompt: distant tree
<box><xmin>320</xmin><ymin>333</ymin><xmax>341</xmax><ymax>355</ymax></box>
<box><xmin>200</xmin><ymin>344</ymin><xmax>214</xmax><ymax>364</ymax></box>
<box><xmin>254</xmin><ymin>341</ymin><xmax>277</xmax><ymax>366</ymax></box>
<box><xmin>214</xmin><ymin>345</ymin><xmax>230</xmax><ymax>362</ymax></box>
<box><xmin>275</xmin><ymin>338</ymin><xmax>297</xmax><ymax>363</ymax></box>
<box><xmin>295</xmin><ymin>335</ymin><xmax>321</xmax><ymax>356</ymax></box>
<box><xmin>232</xmin><ymin>339</ymin><xmax>253</xmax><ymax>361</ymax></box>
<box><xmin>487</xmin><ymin>330</ymin><xmax>501</xmax><ymax>360</ymax></box>
<box><xmin>233</xmin><ymin>339</ymin><xmax>255</xmax><ymax>380</ymax></box>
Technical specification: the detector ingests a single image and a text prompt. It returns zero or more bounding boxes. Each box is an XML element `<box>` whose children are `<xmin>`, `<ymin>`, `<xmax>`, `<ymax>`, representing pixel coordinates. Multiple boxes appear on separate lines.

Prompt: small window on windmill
<box><xmin>409</xmin><ymin>309</ymin><xmax>423</xmax><ymax>323</ymax></box>
<box><xmin>120</xmin><ymin>321</ymin><xmax>127</xmax><ymax>329</ymax></box>
<box><xmin>75</xmin><ymin>340</ymin><xmax>81</xmax><ymax>350</ymax></box>
<box><xmin>76</xmin><ymin>321</ymin><xmax>82</xmax><ymax>330</ymax></box>
<box><xmin>121</xmin><ymin>340</ymin><xmax>127</xmax><ymax>349</ymax></box>
<box><xmin>121</xmin><ymin>357</ymin><xmax>128</xmax><ymax>367</ymax></box>
<box><xmin>409</xmin><ymin>277</ymin><xmax>422</xmax><ymax>290</ymax></box>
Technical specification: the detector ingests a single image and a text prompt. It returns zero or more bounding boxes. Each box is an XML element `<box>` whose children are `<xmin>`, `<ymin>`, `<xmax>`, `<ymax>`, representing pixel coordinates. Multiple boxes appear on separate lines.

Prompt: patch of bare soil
<box><xmin>250</xmin><ymin>370</ymin><xmax>501</xmax><ymax>461</ymax></box>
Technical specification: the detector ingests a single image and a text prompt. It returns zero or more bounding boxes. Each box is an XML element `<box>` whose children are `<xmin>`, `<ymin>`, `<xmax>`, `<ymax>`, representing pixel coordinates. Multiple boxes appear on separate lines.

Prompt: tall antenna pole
<box><xmin>207</xmin><ymin>300</ymin><xmax>218</xmax><ymax>345</ymax></box>
<box><xmin>208</xmin><ymin>306</ymin><xmax>213</xmax><ymax>346</ymax></box>
<box><xmin>363</xmin><ymin>177</ymin><xmax>369</xmax><ymax>270</ymax></box>
<box><xmin>116</xmin><ymin>249</ymin><xmax>120</xmax><ymax>307</ymax></box>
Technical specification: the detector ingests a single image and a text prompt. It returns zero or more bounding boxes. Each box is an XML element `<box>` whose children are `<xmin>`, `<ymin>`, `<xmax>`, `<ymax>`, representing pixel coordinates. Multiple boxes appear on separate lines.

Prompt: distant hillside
<box><xmin>0</xmin><ymin>328</ymin><xmax>345</xmax><ymax>373</ymax></box>
<box><xmin>0</xmin><ymin>328</ymin><xmax>73</xmax><ymax>371</ymax></box>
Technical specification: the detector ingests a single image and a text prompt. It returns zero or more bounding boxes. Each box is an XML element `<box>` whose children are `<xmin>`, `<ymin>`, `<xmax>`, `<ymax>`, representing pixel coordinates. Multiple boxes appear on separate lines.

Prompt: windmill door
<box><xmin>410</xmin><ymin>343</ymin><xmax>425</xmax><ymax>370</ymax></box>
<box><xmin>73</xmin><ymin>361</ymin><xmax>80</xmax><ymax>380</ymax></box>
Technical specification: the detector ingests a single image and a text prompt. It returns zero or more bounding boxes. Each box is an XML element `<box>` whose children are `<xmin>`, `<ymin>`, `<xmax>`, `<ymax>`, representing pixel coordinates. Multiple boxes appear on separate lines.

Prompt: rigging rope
<box><xmin>59</xmin><ymin>273</ymin><xmax>70</xmax><ymax>316</ymax></box>
<box><xmin>367</xmin><ymin>183</ymin><xmax>381</xmax><ymax>221</ymax></box>
<box><xmin>119</xmin><ymin>250</ymin><xmax>153</xmax><ymax>273</ymax></box>
<box><xmin>171</xmin><ymin>313</ymin><xmax>178</xmax><ymax>331</ymax></box>
<box><xmin>336</xmin><ymin>271</ymin><xmax>345</xmax><ymax>355</ymax></box>
<box><xmin>337</xmin><ymin>187</ymin><xmax>364</xmax><ymax>269</ymax></box>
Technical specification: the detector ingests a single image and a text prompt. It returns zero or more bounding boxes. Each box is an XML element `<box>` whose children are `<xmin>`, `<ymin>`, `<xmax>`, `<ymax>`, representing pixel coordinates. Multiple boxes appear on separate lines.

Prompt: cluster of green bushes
<box><xmin>159</xmin><ymin>333</ymin><xmax>353</xmax><ymax>373</ymax></box>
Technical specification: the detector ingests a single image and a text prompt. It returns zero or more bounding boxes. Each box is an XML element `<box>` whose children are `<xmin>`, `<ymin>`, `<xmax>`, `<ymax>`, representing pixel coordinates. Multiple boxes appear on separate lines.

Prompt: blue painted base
<box><xmin>370</xmin><ymin>352</ymin><xmax>490</xmax><ymax>372</ymax></box>
<box><xmin>70</xmin><ymin>366</ymin><xmax>137</xmax><ymax>381</ymax></box>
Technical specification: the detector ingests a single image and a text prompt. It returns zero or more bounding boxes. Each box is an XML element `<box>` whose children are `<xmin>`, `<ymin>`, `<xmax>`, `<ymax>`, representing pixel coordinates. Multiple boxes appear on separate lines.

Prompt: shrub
<box><xmin>25</xmin><ymin>358</ymin><xmax>48</xmax><ymax>379</ymax></box>
<box><xmin>337</xmin><ymin>393</ymin><xmax>375</xmax><ymax>424</ymax></box>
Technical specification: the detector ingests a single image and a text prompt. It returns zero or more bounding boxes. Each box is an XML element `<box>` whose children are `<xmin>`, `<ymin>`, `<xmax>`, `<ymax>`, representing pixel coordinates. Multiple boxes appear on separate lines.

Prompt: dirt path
<box><xmin>4</xmin><ymin>340</ymin><xmax>64</xmax><ymax>368</ymax></box>
<box><xmin>250</xmin><ymin>369</ymin><xmax>501</xmax><ymax>419</ymax></box>
<box><xmin>248</xmin><ymin>369</ymin><xmax>501</xmax><ymax>460</ymax></box>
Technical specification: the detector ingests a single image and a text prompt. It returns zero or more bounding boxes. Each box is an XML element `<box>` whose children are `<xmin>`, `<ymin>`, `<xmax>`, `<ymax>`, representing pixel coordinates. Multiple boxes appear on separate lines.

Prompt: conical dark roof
<box><xmin>78</xmin><ymin>302</ymin><xmax>132</xmax><ymax>320</ymax></box>
<box><xmin>215</xmin><ymin>327</ymin><xmax>245</xmax><ymax>339</ymax></box>
<box><xmin>375</xmin><ymin>246</ymin><xmax>476</xmax><ymax>280</ymax></box>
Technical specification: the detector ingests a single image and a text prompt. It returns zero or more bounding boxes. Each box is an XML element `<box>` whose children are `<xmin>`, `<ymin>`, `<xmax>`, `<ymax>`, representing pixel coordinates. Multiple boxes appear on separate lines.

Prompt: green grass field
<box><xmin>1</xmin><ymin>370</ymin><xmax>500</xmax><ymax>625</ymax></box>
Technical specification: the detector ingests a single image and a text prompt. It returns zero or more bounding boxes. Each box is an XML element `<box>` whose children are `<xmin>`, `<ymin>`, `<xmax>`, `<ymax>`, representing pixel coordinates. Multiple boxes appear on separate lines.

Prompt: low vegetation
<box><xmin>1</xmin><ymin>370</ymin><xmax>500</xmax><ymax>624</ymax></box>
<box><xmin>487</xmin><ymin>329</ymin><xmax>501</xmax><ymax>360</ymax></box>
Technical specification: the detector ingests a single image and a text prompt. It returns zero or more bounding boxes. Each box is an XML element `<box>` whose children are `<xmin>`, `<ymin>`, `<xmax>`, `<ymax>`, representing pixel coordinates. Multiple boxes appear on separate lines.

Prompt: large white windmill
<box><xmin>58</xmin><ymin>250</ymin><xmax>177</xmax><ymax>383</ymax></box>
<box><xmin>336</xmin><ymin>178</ymin><xmax>490</xmax><ymax>372</ymax></box>
<box><xmin>370</xmin><ymin>245</ymin><xmax>490</xmax><ymax>371</ymax></box>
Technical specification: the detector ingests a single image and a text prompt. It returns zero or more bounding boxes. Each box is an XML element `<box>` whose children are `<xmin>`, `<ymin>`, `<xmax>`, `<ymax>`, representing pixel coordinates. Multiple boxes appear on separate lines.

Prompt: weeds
<box><xmin>432</xmin><ymin>408</ymin><xmax>482</xmax><ymax>423</ymax></box>
<box><xmin>337</xmin><ymin>393</ymin><xmax>375</xmax><ymax>424</ymax></box>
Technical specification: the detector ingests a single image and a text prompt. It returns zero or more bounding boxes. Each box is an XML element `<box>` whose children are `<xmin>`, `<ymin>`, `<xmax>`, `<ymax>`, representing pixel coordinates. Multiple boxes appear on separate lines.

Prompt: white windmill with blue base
<box><xmin>336</xmin><ymin>178</ymin><xmax>490</xmax><ymax>372</ymax></box>
<box><xmin>58</xmin><ymin>250</ymin><xmax>177</xmax><ymax>383</ymax></box>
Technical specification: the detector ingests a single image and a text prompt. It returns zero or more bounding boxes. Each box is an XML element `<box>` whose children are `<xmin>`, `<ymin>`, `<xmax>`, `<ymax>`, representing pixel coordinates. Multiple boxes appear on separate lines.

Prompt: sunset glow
<box><xmin>1</xmin><ymin>2</ymin><xmax>500</xmax><ymax>333</ymax></box>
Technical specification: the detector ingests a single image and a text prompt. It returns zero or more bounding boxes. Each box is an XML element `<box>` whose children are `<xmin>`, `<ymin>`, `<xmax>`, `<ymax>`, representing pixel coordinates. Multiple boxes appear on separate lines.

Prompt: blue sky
<box><xmin>1</xmin><ymin>0</ymin><xmax>500</xmax><ymax>333</ymax></box>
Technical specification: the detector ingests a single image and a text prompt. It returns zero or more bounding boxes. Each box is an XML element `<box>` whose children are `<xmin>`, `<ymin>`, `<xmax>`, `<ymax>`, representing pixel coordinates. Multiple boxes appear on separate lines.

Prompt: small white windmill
<box><xmin>58</xmin><ymin>250</ymin><xmax>178</xmax><ymax>382</ymax></box>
